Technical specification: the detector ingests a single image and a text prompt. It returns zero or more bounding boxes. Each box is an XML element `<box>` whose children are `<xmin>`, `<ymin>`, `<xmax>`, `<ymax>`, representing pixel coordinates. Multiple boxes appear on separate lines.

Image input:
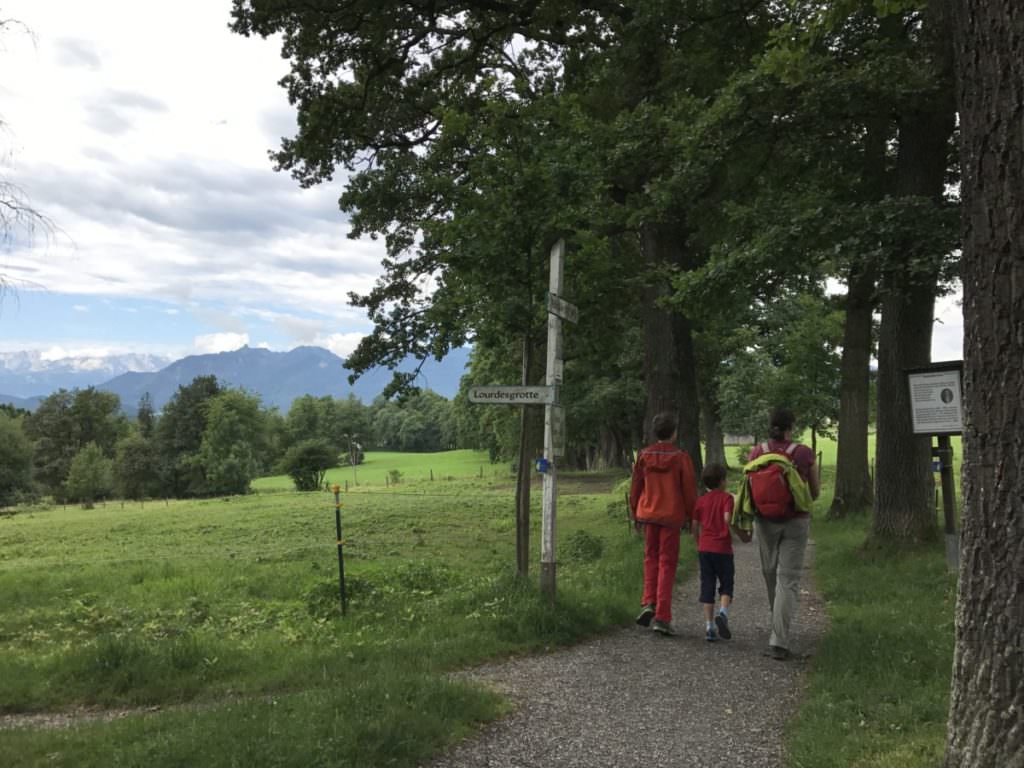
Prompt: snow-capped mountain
<box><xmin>0</xmin><ymin>351</ymin><xmax>172</xmax><ymax>398</ymax></box>
<box><xmin>0</xmin><ymin>346</ymin><xmax>470</xmax><ymax>413</ymax></box>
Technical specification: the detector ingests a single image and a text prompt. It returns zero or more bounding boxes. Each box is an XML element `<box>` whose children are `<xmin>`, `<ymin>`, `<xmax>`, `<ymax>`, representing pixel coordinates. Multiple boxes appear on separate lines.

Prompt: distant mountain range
<box><xmin>0</xmin><ymin>346</ymin><xmax>470</xmax><ymax>414</ymax></box>
<box><xmin>0</xmin><ymin>350</ymin><xmax>171</xmax><ymax>398</ymax></box>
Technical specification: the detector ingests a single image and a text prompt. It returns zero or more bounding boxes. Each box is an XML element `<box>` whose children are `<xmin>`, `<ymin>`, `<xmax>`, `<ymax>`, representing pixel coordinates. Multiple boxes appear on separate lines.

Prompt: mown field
<box><xmin>0</xmin><ymin>452</ymin><xmax>646</xmax><ymax>767</ymax></box>
<box><xmin>1</xmin><ymin>439</ymin><xmax>961</xmax><ymax>767</ymax></box>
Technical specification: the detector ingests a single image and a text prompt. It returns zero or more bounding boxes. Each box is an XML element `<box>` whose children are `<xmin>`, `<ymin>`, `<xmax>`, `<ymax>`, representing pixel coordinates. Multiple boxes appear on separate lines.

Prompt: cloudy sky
<box><xmin>0</xmin><ymin>1</ymin><xmax>963</xmax><ymax>363</ymax></box>
<box><xmin>1</xmin><ymin>0</ymin><xmax>383</xmax><ymax>360</ymax></box>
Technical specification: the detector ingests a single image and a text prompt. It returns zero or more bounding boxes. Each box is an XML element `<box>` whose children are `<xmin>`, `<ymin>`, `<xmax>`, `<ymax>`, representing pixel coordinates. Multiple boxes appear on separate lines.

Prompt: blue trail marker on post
<box><xmin>331</xmin><ymin>483</ymin><xmax>348</xmax><ymax>615</ymax></box>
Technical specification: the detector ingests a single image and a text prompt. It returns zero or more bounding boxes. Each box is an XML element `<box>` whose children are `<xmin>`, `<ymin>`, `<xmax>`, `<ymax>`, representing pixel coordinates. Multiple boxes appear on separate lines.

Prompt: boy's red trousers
<box><xmin>642</xmin><ymin>523</ymin><xmax>681</xmax><ymax>623</ymax></box>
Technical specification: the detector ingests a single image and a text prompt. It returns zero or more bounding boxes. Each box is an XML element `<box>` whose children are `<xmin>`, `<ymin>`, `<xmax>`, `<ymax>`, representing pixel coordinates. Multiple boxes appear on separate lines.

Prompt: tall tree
<box><xmin>153</xmin><ymin>376</ymin><xmax>222</xmax><ymax>497</ymax></box>
<box><xmin>198</xmin><ymin>390</ymin><xmax>266</xmax><ymax>496</ymax></box>
<box><xmin>871</xmin><ymin>0</ymin><xmax>958</xmax><ymax>543</ymax></box>
<box><xmin>136</xmin><ymin>393</ymin><xmax>156</xmax><ymax>439</ymax></box>
<box><xmin>946</xmin><ymin>1</ymin><xmax>1024</xmax><ymax>765</ymax></box>
<box><xmin>24</xmin><ymin>387</ymin><xmax>125</xmax><ymax>501</ymax></box>
<box><xmin>0</xmin><ymin>410</ymin><xmax>33</xmax><ymax>507</ymax></box>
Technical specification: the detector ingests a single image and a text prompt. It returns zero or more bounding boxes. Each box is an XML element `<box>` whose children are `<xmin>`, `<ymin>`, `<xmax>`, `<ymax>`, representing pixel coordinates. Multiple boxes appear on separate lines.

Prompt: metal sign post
<box><xmin>907</xmin><ymin>362</ymin><xmax>964</xmax><ymax>573</ymax></box>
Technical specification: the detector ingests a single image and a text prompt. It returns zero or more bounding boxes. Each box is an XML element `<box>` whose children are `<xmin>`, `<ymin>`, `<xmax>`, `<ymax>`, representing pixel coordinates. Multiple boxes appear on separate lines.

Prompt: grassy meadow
<box><xmin>0</xmin><ymin>453</ymin><xmax>648</xmax><ymax>767</ymax></box>
<box><xmin>252</xmin><ymin>449</ymin><xmax>499</xmax><ymax>491</ymax></box>
<box><xmin>1</xmin><ymin>438</ymin><xmax>961</xmax><ymax>767</ymax></box>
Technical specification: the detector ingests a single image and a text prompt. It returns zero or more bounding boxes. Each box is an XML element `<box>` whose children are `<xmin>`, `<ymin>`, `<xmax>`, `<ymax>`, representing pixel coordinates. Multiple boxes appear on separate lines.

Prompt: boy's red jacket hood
<box><xmin>629</xmin><ymin>442</ymin><xmax>697</xmax><ymax>527</ymax></box>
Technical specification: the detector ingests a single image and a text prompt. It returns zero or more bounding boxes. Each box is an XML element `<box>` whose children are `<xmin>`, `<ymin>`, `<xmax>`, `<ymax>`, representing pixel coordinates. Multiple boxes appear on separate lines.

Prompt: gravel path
<box><xmin>428</xmin><ymin>535</ymin><xmax>828</xmax><ymax>768</ymax></box>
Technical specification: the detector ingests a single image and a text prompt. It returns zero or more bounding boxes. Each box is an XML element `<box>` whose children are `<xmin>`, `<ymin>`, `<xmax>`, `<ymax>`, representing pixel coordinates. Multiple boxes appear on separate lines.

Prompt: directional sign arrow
<box><xmin>468</xmin><ymin>385</ymin><xmax>557</xmax><ymax>405</ymax></box>
<box><xmin>547</xmin><ymin>293</ymin><xmax>579</xmax><ymax>324</ymax></box>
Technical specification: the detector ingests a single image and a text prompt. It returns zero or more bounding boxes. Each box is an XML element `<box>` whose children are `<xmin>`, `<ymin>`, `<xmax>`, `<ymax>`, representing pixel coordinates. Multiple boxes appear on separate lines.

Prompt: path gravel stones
<box><xmin>428</xmin><ymin>534</ymin><xmax>828</xmax><ymax>768</ymax></box>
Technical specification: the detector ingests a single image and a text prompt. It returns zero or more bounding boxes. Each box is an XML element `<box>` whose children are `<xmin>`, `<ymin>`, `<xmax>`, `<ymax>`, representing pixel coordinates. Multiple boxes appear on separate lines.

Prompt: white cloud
<box><xmin>72</xmin><ymin>304</ymin><xmax>89</xmax><ymax>312</ymax></box>
<box><xmin>194</xmin><ymin>332</ymin><xmax>249</xmax><ymax>354</ymax></box>
<box><xmin>315</xmin><ymin>332</ymin><xmax>367</xmax><ymax>358</ymax></box>
<box><xmin>1</xmin><ymin>0</ymin><xmax>388</xmax><ymax>349</ymax></box>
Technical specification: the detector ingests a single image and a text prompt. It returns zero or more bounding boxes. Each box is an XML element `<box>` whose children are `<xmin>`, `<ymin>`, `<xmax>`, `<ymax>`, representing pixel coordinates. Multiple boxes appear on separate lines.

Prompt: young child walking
<box><xmin>629</xmin><ymin>412</ymin><xmax>698</xmax><ymax>636</ymax></box>
<box><xmin>693</xmin><ymin>463</ymin><xmax>739</xmax><ymax>642</ymax></box>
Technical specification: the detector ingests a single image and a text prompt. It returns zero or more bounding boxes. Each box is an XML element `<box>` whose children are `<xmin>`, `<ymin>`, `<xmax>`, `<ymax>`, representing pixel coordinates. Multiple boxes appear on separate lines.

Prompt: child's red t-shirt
<box><xmin>695</xmin><ymin>489</ymin><xmax>734</xmax><ymax>554</ymax></box>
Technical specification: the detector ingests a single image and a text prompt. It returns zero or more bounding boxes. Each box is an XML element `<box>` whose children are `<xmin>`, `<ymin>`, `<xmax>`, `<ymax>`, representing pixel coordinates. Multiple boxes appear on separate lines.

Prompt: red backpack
<box><xmin>747</xmin><ymin>442</ymin><xmax>799</xmax><ymax>520</ymax></box>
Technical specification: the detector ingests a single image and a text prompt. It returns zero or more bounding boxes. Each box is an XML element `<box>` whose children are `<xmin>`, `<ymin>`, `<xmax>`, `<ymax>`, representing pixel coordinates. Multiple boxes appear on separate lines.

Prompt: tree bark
<box><xmin>700</xmin><ymin>389</ymin><xmax>728</xmax><ymax>470</ymax></box>
<box><xmin>639</xmin><ymin>222</ymin><xmax>703</xmax><ymax>474</ymax></box>
<box><xmin>871</xmin><ymin>5</ymin><xmax>956</xmax><ymax>543</ymax></box>
<box><xmin>830</xmin><ymin>260</ymin><xmax>876</xmax><ymax>517</ymax></box>
<box><xmin>640</xmin><ymin>224</ymin><xmax>682</xmax><ymax>443</ymax></box>
<box><xmin>946</xmin><ymin>2</ymin><xmax>1024</xmax><ymax>765</ymax></box>
<box><xmin>673</xmin><ymin>311</ymin><xmax>704</xmax><ymax>478</ymax></box>
<box><xmin>514</xmin><ymin>335</ymin><xmax>534</xmax><ymax>577</ymax></box>
<box><xmin>638</xmin><ymin>228</ymin><xmax>679</xmax><ymax>444</ymax></box>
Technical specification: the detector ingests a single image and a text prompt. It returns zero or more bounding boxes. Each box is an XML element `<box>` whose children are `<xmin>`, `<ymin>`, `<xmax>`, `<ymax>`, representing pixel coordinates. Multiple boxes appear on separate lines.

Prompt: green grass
<box><xmin>252</xmin><ymin>449</ymin><xmax>498</xmax><ymax>491</ymax></box>
<box><xmin>0</xmin><ymin>463</ymin><xmax>649</xmax><ymax>767</ymax></box>
<box><xmin>726</xmin><ymin>432</ymin><xmax>957</xmax><ymax>768</ymax></box>
<box><xmin>780</xmin><ymin>432</ymin><xmax>957</xmax><ymax>768</ymax></box>
<box><xmin>1</xmin><ymin>440</ymin><xmax>959</xmax><ymax>767</ymax></box>
<box><xmin>787</xmin><ymin>513</ymin><xmax>955</xmax><ymax>768</ymax></box>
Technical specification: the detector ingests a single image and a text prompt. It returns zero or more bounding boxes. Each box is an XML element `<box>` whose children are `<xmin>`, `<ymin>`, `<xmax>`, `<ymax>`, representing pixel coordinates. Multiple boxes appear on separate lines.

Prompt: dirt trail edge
<box><xmin>428</xmin><ymin>534</ymin><xmax>828</xmax><ymax>768</ymax></box>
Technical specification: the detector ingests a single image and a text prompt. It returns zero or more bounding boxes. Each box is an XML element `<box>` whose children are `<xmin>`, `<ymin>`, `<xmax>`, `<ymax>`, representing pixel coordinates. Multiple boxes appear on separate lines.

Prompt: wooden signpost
<box><xmin>907</xmin><ymin>361</ymin><xmax>964</xmax><ymax>572</ymax></box>
<box><xmin>470</xmin><ymin>239</ymin><xmax>573</xmax><ymax>601</ymax></box>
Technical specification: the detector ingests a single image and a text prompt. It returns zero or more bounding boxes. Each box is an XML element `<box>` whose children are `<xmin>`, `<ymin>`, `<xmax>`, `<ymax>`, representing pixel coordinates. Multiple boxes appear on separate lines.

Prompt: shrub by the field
<box><xmin>280</xmin><ymin>439</ymin><xmax>338</xmax><ymax>491</ymax></box>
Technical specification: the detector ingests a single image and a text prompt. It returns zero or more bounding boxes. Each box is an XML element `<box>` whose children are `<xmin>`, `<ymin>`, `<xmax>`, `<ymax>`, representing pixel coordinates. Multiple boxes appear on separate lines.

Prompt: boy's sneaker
<box><xmin>651</xmin><ymin>620</ymin><xmax>675</xmax><ymax>636</ymax></box>
<box><xmin>705</xmin><ymin>628</ymin><xmax>718</xmax><ymax>642</ymax></box>
<box><xmin>715</xmin><ymin>612</ymin><xmax>732</xmax><ymax>640</ymax></box>
<box><xmin>635</xmin><ymin>605</ymin><xmax>655</xmax><ymax>627</ymax></box>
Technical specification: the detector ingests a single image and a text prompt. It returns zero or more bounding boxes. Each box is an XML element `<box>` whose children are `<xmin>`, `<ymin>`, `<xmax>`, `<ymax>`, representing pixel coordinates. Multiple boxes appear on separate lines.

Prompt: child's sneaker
<box><xmin>705</xmin><ymin>628</ymin><xmax>718</xmax><ymax>642</ymax></box>
<box><xmin>635</xmin><ymin>604</ymin><xmax>655</xmax><ymax>627</ymax></box>
<box><xmin>715</xmin><ymin>612</ymin><xmax>732</xmax><ymax>640</ymax></box>
<box><xmin>651</xmin><ymin>619</ymin><xmax>675</xmax><ymax>636</ymax></box>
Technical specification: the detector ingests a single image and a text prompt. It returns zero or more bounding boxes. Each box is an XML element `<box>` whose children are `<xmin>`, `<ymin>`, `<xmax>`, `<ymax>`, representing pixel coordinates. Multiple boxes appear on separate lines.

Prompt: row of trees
<box><xmin>0</xmin><ymin>380</ymin><xmax>460</xmax><ymax>506</ymax></box>
<box><xmin>233</xmin><ymin>0</ymin><xmax>933</xmax><ymax>534</ymax></box>
<box><xmin>230</xmin><ymin>1</ymin><xmax>1022</xmax><ymax>761</ymax></box>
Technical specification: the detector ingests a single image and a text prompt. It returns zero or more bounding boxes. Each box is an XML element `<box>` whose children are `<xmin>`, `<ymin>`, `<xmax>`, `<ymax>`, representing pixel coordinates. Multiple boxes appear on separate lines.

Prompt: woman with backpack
<box><xmin>746</xmin><ymin>407</ymin><xmax>820</xmax><ymax>661</ymax></box>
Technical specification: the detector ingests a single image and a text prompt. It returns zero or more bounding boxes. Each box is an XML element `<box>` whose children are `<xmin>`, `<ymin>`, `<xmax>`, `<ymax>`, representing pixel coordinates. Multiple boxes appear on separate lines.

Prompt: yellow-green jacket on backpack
<box><xmin>733</xmin><ymin>452</ymin><xmax>814</xmax><ymax>534</ymax></box>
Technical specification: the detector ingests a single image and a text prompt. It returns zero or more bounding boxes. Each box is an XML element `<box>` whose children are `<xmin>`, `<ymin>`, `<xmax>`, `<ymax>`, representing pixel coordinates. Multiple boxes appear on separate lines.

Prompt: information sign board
<box><xmin>907</xmin><ymin>362</ymin><xmax>964</xmax><ymax>435</ymax></box>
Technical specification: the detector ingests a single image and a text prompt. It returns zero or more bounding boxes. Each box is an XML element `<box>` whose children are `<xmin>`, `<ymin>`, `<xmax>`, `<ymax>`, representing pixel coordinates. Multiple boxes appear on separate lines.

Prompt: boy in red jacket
<box><xmin>629</xmin><ymin>412</ymin><xmax>698</xmax><ymax>635</ymax></box>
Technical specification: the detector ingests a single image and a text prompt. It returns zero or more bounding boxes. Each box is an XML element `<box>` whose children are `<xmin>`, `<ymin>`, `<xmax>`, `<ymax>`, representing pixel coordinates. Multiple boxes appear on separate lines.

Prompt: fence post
<box><xmin>331</xmin><ymin>484</ymin><xmax>348</xmax><ymax>615</ymax></box>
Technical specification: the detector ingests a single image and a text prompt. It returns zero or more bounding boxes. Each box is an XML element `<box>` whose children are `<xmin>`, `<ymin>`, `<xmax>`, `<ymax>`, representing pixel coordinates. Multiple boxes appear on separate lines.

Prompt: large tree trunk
<box><xmin>673</xmin><ymin>311</ymin><xmax>703</xmax><ymax>478</ymax></box>
<box><xmin>871</xmin><ymin>5</ymin><xmax>955</xmax><ymax>543</ymax></box>
<box><xmin>700</xmin><ymin>389</ymin><xmax>728</xmax><ymax>470</ymax></box>
<box><xmin>640</xmin><ymin>224</ymin><xmax>682</xmax><ymax>443</ymax></box>
<box><xmin>872</xmin><ymin>274</ymin><xmax>938</xmax><ymax>541</ymax></box>
<box><xmin>830</xmin><ymin>260</ymin><xmax>876</xmax><ymax>517</ymax></box>
<box><xmin>639</xmin><ymin>223</ymin><xmax>703</xmax><ymax>475</ymax></box>
<box><xmin>946</xmin><ymin>2</ymin><xmax>1024</xmax><ymax>765</ymax></box>
<box><xmin>831</xmin><ymin>111</ymin><xmax>887</xmax><ymax>519</ymax></box>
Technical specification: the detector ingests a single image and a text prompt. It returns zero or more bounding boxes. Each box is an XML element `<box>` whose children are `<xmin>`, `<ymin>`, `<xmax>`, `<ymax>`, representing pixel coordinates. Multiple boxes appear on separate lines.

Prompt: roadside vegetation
<box><xmin>1</xmin><ymin>439</ymin><xmax>961</xmax><ymax>767</ymax></box>
<box><xmin>0</xmin><ymin>460</ymin><xmax>647</xmax><ymax>767</ymax></box>
<box><xmin>786</xmin><ymin>452</ymin><xmax>958</xmax><ymax>768</ymax></box>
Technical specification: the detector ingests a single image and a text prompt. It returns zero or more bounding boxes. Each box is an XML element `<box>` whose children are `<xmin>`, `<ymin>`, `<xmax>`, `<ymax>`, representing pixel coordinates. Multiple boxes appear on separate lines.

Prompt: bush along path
<box><xmin>429</xmin><ymin>534</ymin><xmax>828</xmax><ymax>768</ymax></box>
